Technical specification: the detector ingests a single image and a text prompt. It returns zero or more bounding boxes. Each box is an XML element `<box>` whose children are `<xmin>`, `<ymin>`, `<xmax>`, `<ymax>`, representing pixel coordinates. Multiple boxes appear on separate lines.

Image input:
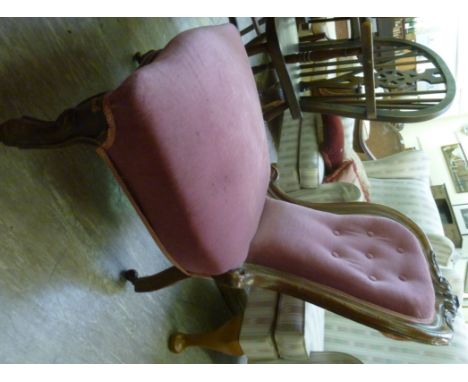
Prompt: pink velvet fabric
<box><xmin>248</xmin><ymin>198</ymin><xmax>435</xmax><ymax>320</ymax></box>
<box><xmin>320</xmin><ymin>114</ymin><xmax>344</xmax><ymax>172</ymax></box>
<box><xmin>103</xmin><ymin>24</ymin><xmax>270</xmax><ymax>276</ymax></box>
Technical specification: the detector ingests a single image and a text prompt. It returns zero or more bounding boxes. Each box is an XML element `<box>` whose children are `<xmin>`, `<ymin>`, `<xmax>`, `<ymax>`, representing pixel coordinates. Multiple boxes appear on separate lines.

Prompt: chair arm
<box><xmin>362</xmin><ymin>150</ymin><xmax>431</xmax><ymax>180</ymax></box>
<box><xmin>287</xmin><ymin>182</ymin><xmax>362</xmax><ymax>203</ymax></box>
<box><xmin>427</xmin><ymin>233</ymin><xmax>456</xmax><ymax>268</ymax></box>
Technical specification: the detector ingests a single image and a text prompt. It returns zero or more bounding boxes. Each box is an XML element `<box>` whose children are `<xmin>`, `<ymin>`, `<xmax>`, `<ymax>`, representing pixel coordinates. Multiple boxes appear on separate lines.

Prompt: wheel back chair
<box><xmin>247</xmin><ymin>18</ymin><xmax>456</xmax><ymax>123</ymax></box>
<box><xmin>0</xmin><ymin>24</ymin><xmax>458</xmax><ymax>349</ymax></box>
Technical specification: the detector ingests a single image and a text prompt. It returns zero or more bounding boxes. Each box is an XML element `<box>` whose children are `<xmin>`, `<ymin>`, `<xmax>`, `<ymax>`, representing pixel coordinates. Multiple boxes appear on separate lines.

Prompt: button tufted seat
<box><xmin>248</xmin><ymin>197</ymin><xmax>435</xmax><ymax>320</ymax></box>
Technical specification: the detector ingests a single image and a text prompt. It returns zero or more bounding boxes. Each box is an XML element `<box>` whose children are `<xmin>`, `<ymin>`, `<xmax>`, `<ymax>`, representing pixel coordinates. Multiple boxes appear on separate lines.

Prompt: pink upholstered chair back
<box><xmin>100</xmin><ymin>24</ymin><xmax>271</xmax><ymax>276</ymax></box>
<box><xmin>249</xmin><ymin>198</ymin><xmax>435</xmax><ymax>320</ymax></box>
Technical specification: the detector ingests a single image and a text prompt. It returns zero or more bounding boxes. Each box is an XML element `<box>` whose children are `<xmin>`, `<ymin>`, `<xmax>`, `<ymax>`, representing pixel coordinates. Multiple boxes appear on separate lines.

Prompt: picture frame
<box><xmin>452</xmin><ymin>204</ymin><xmax>468</xmax><ymax>235</ymax></box>
<box><xmin>441</xmin><ymin>144</ymin><xmax>468</xmax><ymax>193</ymax></box>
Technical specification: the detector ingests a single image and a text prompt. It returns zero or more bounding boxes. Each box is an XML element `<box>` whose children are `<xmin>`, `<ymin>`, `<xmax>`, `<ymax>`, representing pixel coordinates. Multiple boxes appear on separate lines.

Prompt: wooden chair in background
<box><xmin>245</xmin><ymin>17</ymin><xmax>456</xmax><ymax>124</ymax></box>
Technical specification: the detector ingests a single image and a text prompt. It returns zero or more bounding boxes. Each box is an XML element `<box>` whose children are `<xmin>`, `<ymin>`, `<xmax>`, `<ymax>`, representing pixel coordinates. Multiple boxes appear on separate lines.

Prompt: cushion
<box><xmin>368</xmin><ymin>177</ymin><xmax>444</xmax><ymax>236</ymax></box>
<box><xmin>248</xmin><ymin>197</ymin><xmax>435</xmax><ymax>320</ymax></box>
<box><xmin>100</xmin><ymin>24</ymin><xmax>270</xmax><ymax>276</ymax></box>
<box><xmin>325</xmin><ymin>160</ymin><xmax>370</xmax><ymax>202</ymax></box>
<box><xmin>346</xmin><ymin>149</ymin><xmax>371</xmax><ymax>197</ymax></box>
<box><xmin>316</xmin><ymin>114</ymin><xmax>371</xmax><ymax>199</ymax></box>
<box><xmin>320</xmin><ymin>114</ymin><xmax>344</xmax><ymax>172</ymax></box>
<box><xmin>363</xmin><ymin>150</ymin><xmax>431</xmax><ymax>180</ymax></box>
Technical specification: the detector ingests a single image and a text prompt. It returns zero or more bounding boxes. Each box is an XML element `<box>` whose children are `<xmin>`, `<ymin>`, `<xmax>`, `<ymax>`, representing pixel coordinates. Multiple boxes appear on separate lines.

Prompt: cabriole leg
<box><xmin>0</xmin><ymin>94</ymin><xmax>108</xmax><ymax>149</ymax></box>
<box><xmin>122</xmin><ymin>266</ymin><xmax>189</xmax><ymax>293</ymax></box>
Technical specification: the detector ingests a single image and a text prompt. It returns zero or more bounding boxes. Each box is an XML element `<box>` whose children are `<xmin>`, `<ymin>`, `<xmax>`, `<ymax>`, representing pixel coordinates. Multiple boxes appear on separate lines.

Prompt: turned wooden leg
<box><xmin>0</xmin><ymin>94</ymin><xmax>108</xmax><ymax>149</ymax></box>
<box><xmin>122</xmin><ymin>266</ymin><xmax>189</xmax><ymax>293</ymax></box>
<box><xmin>169</xmin><ymin>314</ymin><xmax>244</xmax><ymax>356</ymax></box>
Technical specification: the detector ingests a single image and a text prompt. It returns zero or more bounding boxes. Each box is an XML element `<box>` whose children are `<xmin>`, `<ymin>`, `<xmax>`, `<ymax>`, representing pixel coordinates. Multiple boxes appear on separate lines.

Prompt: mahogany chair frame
<box><xmin>0</xmin><ymin>32</ymin><xmax>459</xmax><ymax>348</ymax></box>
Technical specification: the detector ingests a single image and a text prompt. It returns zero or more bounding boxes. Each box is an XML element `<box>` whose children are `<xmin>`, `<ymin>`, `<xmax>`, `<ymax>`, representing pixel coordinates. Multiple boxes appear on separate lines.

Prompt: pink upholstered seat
<box><xmin>101</xmin><ymin>24</ymin><xmax>270</xmax><ymax>276</ymax></box>
<box><xmin>248</xmin><ymin>198</ymin><xmax>435</xmax><ymax>321</ymax></box>
<box><xmin>99</xmin><ymin>23</ymin><xmax>438</xmax><ymax>326</ymax></box>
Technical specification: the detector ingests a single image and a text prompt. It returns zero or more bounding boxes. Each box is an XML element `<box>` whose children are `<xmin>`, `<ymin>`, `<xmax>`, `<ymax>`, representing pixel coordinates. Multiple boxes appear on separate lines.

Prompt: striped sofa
<box><xmin>240</xmin><ymin>112</ymin><xmax>468</xmax><ymax>363</ymax></box>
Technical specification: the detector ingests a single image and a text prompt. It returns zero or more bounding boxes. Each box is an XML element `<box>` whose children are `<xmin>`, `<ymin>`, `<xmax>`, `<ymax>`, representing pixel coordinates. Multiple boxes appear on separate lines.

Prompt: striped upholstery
<box><xmin>287</xmin><ymin>182</ymin><xmax>361</xmax><ymax>203</ymax></box>
<box><xmin>363</xmin><ymin>150</ymin><xmax>431</xmax><ymax>180</ymax></box>
<box><xmin>324</xmin><ymin>311</ymin><xmax>468</xmax><ymax>364</ymax></box>
<box><xmin>240</xmin><ymin>288</ymin><xmax>324</xmax><ymax>362</ymax></box>
<box><xmin>239</xmin><ymin>288</ymin><xmax>278</xmax><ymax>361</ymax></box>
<box><xmin>340</xmin><ymin>117</ymin><xmax>356</xmax><ymax>152</ymax></box>
<box><xmin>321</xmin><ymin>263</ymin><xmax>466</xmax><ymax>364</ymax></box>
<box><xmin>277</xmin><ymin>112</ymin><xmax>324</xmax><ymax>191</ymax></box>
<box><xmin>298</xmin><ymin>113</ymin><xmax>324</xmax><ymax>188</ymax></box>
<box><xmin>242</xmin><ymin>288</ymin><xmax>468</xmax><ymax>363</ymax></box>
<box><xmin>275</xmin><ymin>295</ymin><xmax>324</xmax><ymax>359</ymax></box>
<box><xmin>275</xmin><ymin>112</ymin><xmax>361</xmax><ymax>202</ymax></box>
<box><xmin>277</xmin><ymin>113</ymin><xmax>301</xmax><ymax>192</ymax></box>
<box><xmin>368</xmin><ymin>177</ymin><xmax>444</xmax><ymax>236</ymax></box>
<box><xmin>427</xmin><ymin>233</ymin><xmax>456</xmax><ymax>267</ymax></box>
<box><xmin>249</xmin><ymin>115</ymin><xmax>465</xmax><ymax>363</ymax></box>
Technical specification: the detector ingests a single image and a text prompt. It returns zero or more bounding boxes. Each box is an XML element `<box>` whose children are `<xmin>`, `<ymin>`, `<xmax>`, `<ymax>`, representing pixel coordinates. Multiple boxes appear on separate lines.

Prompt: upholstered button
<box><xmin>332</xmin><ymin>251</ymin><xmax>340</xmax><ymax>258</ymax></box>
<box><xmin>397</xmin><ymin>247</ymin><xmax>404</xmax><ymax>253</ymax></box>
<box><xmin>366</xmin><ymin>252</ymin><xmax>374</xmax><ymax>259</ymax></box>
<box><xmin>369</xmin><ymin>275</ymin><xmax>377</xmax><ymax>281</ymax></box>
<box><xmin>367</xmin><ymin>230</ymin><xmax>374</xmax><ymax>237</ymax></box>
<box><xmin>333</xmin><ymin>230</ymin><xmax>341</xmax><ymax>236</ymax></box>
<box><xmin>399</xmin><ymin>275</ymin><xmax>406</xmax><ymax>281</ymax></box>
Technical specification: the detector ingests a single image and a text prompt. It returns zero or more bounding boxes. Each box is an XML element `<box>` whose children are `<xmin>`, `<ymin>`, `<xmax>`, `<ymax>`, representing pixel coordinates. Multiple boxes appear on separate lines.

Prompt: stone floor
<box><xmin>0</xmin><ymin>17</ymin><xmax>244</xmax><ymax>363</ymax></box>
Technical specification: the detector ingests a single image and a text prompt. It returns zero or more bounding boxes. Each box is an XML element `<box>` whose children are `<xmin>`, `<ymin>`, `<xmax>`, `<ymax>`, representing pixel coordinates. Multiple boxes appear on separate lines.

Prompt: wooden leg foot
<box><xmin>168</xmin><ymin>315</ymin><xmax>244</xmax><ymax>356</ymax></box>
<box><xmin>168</xmin><ymin>333</ymin><xmax>188</xmax><ymax>353</ymax></box>
<box><xmin>121</xmin><ymin>269</ymin><xmax>139</xmax><ymax>283</ymax></box>
<box><xmin>122</xmin><ymin>266</ymin><xmax>189</xmax><ymax>293</ymax></box>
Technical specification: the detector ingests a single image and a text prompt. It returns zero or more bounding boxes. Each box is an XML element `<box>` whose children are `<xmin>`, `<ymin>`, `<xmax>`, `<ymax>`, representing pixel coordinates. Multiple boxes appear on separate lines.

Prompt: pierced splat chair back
<box><xmin>297</xmin><ymin>19</ymin><xmax>456</xmax><ymax>122</ymax></box>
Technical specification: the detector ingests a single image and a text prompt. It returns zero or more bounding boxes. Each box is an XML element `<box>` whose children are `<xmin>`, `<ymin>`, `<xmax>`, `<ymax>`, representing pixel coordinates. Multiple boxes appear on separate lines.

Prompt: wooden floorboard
<box><xmin>0</xmin><ymin>17</ymin><xmax>242</xmax><ymax>363</ymax></box>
